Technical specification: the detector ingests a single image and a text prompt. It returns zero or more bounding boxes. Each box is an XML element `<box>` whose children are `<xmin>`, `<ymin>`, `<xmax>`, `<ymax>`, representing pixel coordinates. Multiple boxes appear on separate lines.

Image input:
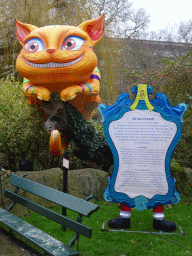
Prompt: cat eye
<box><xmin>62</xmin><ymin>36</ymin><xmax>84</xmax><ymax>51</ymax></box>
<box><xmin>25</xmin><ymin>38</ymin><xmax>45</xmax><ymax>53</ymax></box>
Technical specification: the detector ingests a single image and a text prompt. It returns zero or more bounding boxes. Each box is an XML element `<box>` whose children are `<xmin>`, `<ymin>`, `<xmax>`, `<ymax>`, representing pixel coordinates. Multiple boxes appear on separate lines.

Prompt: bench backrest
<box><xmin>4</xmin><ymin>174</ymin><xmax>100</xmax><ymax>238</ymax></box>
<box><xmin>10</xmin><ymin>174</ymin><xmax>99</xmax><ymax>216</ymax></box>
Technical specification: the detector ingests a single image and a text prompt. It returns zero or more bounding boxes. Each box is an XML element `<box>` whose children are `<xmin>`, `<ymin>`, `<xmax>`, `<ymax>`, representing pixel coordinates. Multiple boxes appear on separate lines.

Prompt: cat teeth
<box><xmin>25</xmin><ymin>56</ymin><xmax>83</xmax><ymax>68</ymax></box>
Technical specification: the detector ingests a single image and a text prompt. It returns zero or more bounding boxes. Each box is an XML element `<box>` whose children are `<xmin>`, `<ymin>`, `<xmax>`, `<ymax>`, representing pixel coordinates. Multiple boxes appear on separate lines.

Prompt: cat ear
<box><xmin>78</xmin><ymin>14</ymin><xmax>104</xmax><ymax>45</ymax></box>
<box><xmin>15</xmin><ymin>19</ymin><xmax>38</xmax><ymax>46</ymax></box>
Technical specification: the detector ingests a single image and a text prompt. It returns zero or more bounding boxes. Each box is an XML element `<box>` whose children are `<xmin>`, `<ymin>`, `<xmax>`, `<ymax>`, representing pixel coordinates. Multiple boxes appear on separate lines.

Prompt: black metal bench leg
<box><xmin>9</xmin><ymin>229</ymin><xmax>14</xmax><ymax>238</ymax></box>
<box><xmin>7</xmin><ymin>173</ymin><xmax>28</xmax><ymax>212</ymax></box>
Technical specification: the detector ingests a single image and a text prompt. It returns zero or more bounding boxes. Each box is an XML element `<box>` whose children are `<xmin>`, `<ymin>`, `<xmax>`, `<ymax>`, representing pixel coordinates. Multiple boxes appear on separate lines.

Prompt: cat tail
<box><xmin>49</xmin><ymin>130</ymin><xmax>69</xmax><ymax>157</ymax></box>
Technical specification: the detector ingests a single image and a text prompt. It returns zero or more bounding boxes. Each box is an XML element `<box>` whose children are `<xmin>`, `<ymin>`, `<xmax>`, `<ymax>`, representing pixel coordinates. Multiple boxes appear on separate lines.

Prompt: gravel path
<box><xmin>0</xmin><ymin>229</ymin><xmax>38</xmax><ymax>256</ymax></box>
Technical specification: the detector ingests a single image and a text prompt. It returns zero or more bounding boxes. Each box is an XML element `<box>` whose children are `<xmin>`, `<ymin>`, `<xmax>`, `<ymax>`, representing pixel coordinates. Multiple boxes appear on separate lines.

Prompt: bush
<box><xmin>0</xmin><ymin>77</ymin><xmax>49</xmax><ymax>171</ymax></box>
<box><xmin>171</xmin><ymin>159</ymin><xmax>192</xmax><ymax>199</ymax></box>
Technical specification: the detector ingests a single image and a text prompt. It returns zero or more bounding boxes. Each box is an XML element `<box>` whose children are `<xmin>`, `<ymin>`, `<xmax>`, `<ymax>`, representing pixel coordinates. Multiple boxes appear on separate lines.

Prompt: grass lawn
<box><xmin>6</xmin><ymin>198</ymin><xmax>189</xmax><ymax>256</ymax></box>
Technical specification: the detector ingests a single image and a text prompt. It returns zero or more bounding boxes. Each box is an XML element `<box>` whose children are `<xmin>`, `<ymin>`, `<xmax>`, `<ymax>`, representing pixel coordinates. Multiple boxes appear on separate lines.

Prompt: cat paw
<box><xmin>33</xmin><ymin>86</ymin><xmax>50</xmax><ymax>101</ymax></box>
<box><xmin>60</xmin><ymin>86</ymin><xmax>81</xmax><ymax>101</ymax></box>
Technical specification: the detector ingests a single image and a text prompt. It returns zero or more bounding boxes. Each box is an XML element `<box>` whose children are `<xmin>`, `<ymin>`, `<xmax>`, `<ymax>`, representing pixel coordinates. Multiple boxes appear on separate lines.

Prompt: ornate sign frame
<box><xmin>98</xmin><ymin>85</ymin><xmax>187</xmax><ymax>211</ymax></box>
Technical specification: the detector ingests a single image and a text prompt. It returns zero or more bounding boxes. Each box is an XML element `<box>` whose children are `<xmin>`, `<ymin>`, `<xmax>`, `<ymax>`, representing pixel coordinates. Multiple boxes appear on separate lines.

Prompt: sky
<box><xmin>132</xmin><ymin>0</ymin><xmax>192</xmax><ymax>33</ymax></box>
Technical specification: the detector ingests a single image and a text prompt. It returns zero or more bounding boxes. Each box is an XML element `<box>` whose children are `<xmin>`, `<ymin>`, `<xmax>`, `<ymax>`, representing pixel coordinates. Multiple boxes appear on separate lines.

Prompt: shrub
<box><xmin>0</xmin><ymin>77</ymin><xmax>47</xmax><ymax>171</ymax></box>
<box><xmin>171</xmin><ymin>159</ymin><xmax>192</xmax><ymax>199</ymax></box>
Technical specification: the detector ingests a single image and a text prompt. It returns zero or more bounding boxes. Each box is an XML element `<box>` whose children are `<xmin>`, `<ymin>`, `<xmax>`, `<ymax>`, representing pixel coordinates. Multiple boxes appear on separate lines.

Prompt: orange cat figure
<box><xmin>15</xmin><ymin>15</ymin><xmax>104</xmax><ymax>156</ymax></box>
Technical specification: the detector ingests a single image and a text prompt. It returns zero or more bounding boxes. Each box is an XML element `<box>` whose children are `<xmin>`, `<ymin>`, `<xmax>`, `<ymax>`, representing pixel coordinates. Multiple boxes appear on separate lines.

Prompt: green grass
<box><xmin>1</xmin><ymin>199</ymin><xmax>192</xmax><ymax>255</ymax></box>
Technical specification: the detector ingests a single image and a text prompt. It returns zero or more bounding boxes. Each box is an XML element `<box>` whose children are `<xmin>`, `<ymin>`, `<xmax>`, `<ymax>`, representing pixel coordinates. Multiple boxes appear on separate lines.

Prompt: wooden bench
<box><xmin>0</xmin><ymin>173</ymin><xmax>99</xmax><ymax>256</ymax></box>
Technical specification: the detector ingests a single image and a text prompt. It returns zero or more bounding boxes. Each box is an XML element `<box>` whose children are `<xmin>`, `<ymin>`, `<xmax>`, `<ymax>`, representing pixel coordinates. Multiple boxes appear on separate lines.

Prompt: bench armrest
<box><xmin>85</xmin><ymin>194</ymin><xmax>93</xmax><ymax>201</ymax></box>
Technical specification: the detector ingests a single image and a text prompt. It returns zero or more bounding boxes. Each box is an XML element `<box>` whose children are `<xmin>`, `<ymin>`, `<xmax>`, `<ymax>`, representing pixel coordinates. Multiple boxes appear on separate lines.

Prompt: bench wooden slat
<box><xmin>0</xmin><ymin>207</ymin><xmax>79</xmax><ymax>256</ymax></box>
<box><xmin>10</xmin><ymin>174</ymin><xmax>99</xmax><ymax>217</ymax></box>
<box><xmin>4</xmin><ymin>190</ymin><xmax>92</xmax><ymax>238</ymax></box>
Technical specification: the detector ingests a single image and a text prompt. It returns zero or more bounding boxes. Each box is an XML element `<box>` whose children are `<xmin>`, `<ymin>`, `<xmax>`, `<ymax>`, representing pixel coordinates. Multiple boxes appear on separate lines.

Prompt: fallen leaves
<box><xmin>185</xmin><ymin>201</ymin><xmax>189</xmax><ymax>206</ymax></box>
<box><xmin>131</xmin><ymin>240</ymin><xmax>140</xmax><ymax>244</ymax></box>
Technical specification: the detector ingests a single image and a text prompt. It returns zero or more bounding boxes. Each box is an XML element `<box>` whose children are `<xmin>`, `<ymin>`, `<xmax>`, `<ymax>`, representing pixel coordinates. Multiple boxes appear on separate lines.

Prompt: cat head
<box><xmin>16</xmin><ymin>15</ymin><xmax>104</xmax><ymax>85</ymax></box>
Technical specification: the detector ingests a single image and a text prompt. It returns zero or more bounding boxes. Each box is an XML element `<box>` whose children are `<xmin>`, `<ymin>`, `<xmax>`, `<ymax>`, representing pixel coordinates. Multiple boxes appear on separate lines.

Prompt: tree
<box><xmin>81</xmin><ymin>0</ymin><xmax>150</xmax><ymax>38</ymax></box>
<box><xmin>123</xmin><ymin>52</ymin><xmax>192</xmax><ymax>168</ymax></box>
<box><xmin>178</xmin><ymin>20</ymin><xmax>192</xmax><ymax>44</ymax></box>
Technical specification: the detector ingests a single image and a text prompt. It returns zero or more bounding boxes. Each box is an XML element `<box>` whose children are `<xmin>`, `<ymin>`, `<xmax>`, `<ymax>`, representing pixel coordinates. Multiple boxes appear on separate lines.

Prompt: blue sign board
<box><xmin>98</xmin><ymin>85</ymin><xmax>187</xmax><ymax>211</ymax></box>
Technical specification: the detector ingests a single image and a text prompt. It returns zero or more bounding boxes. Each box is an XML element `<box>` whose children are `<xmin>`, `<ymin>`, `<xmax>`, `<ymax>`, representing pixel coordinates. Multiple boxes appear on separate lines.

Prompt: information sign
<box><xmin>98</xmin><ymin>85</ymin><xmax>187</xmax><ymax>210</ymax></box>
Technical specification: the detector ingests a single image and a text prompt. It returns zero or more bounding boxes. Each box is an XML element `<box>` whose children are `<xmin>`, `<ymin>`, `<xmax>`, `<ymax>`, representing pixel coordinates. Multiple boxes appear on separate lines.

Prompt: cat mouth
<box><xmin>25</xmin><ymin>55</ymin><xmax>83</xmax><ymax>68</ymax></box>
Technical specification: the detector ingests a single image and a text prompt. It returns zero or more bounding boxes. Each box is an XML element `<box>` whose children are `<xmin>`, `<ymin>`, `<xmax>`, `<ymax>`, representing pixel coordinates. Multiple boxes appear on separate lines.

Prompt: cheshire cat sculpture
<box><xmin>15</xmin><ymin>15</ymin><xmax>105</xmax><ymax>157</ymax></box>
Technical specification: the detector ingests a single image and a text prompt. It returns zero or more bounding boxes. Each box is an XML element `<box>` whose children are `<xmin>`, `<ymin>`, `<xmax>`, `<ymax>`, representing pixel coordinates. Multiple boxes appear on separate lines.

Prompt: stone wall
<box><xmin>68</xmin><ymin>169</ymin><xmax>108</xmax><ymax>200</ymax></box>
<box><xmin>0</xmin><ymin>167</ymin><xmax>108</xmax><ymax>216</ymax></box>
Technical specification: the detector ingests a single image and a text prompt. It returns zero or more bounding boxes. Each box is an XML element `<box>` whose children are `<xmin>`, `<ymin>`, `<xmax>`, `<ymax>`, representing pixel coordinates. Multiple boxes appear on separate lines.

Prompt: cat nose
<box><xmin>47</xmin><ymin>49</ymin><xmax>56</xmax><ymax>53</ymax></box>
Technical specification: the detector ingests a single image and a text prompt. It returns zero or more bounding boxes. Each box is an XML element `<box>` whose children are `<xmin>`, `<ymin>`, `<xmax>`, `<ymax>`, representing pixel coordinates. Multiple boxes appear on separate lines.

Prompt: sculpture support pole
<box><xmin>62</xmin><ymin>151</ymin><xmax>69</xmax><ymax>231</ymax></box>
